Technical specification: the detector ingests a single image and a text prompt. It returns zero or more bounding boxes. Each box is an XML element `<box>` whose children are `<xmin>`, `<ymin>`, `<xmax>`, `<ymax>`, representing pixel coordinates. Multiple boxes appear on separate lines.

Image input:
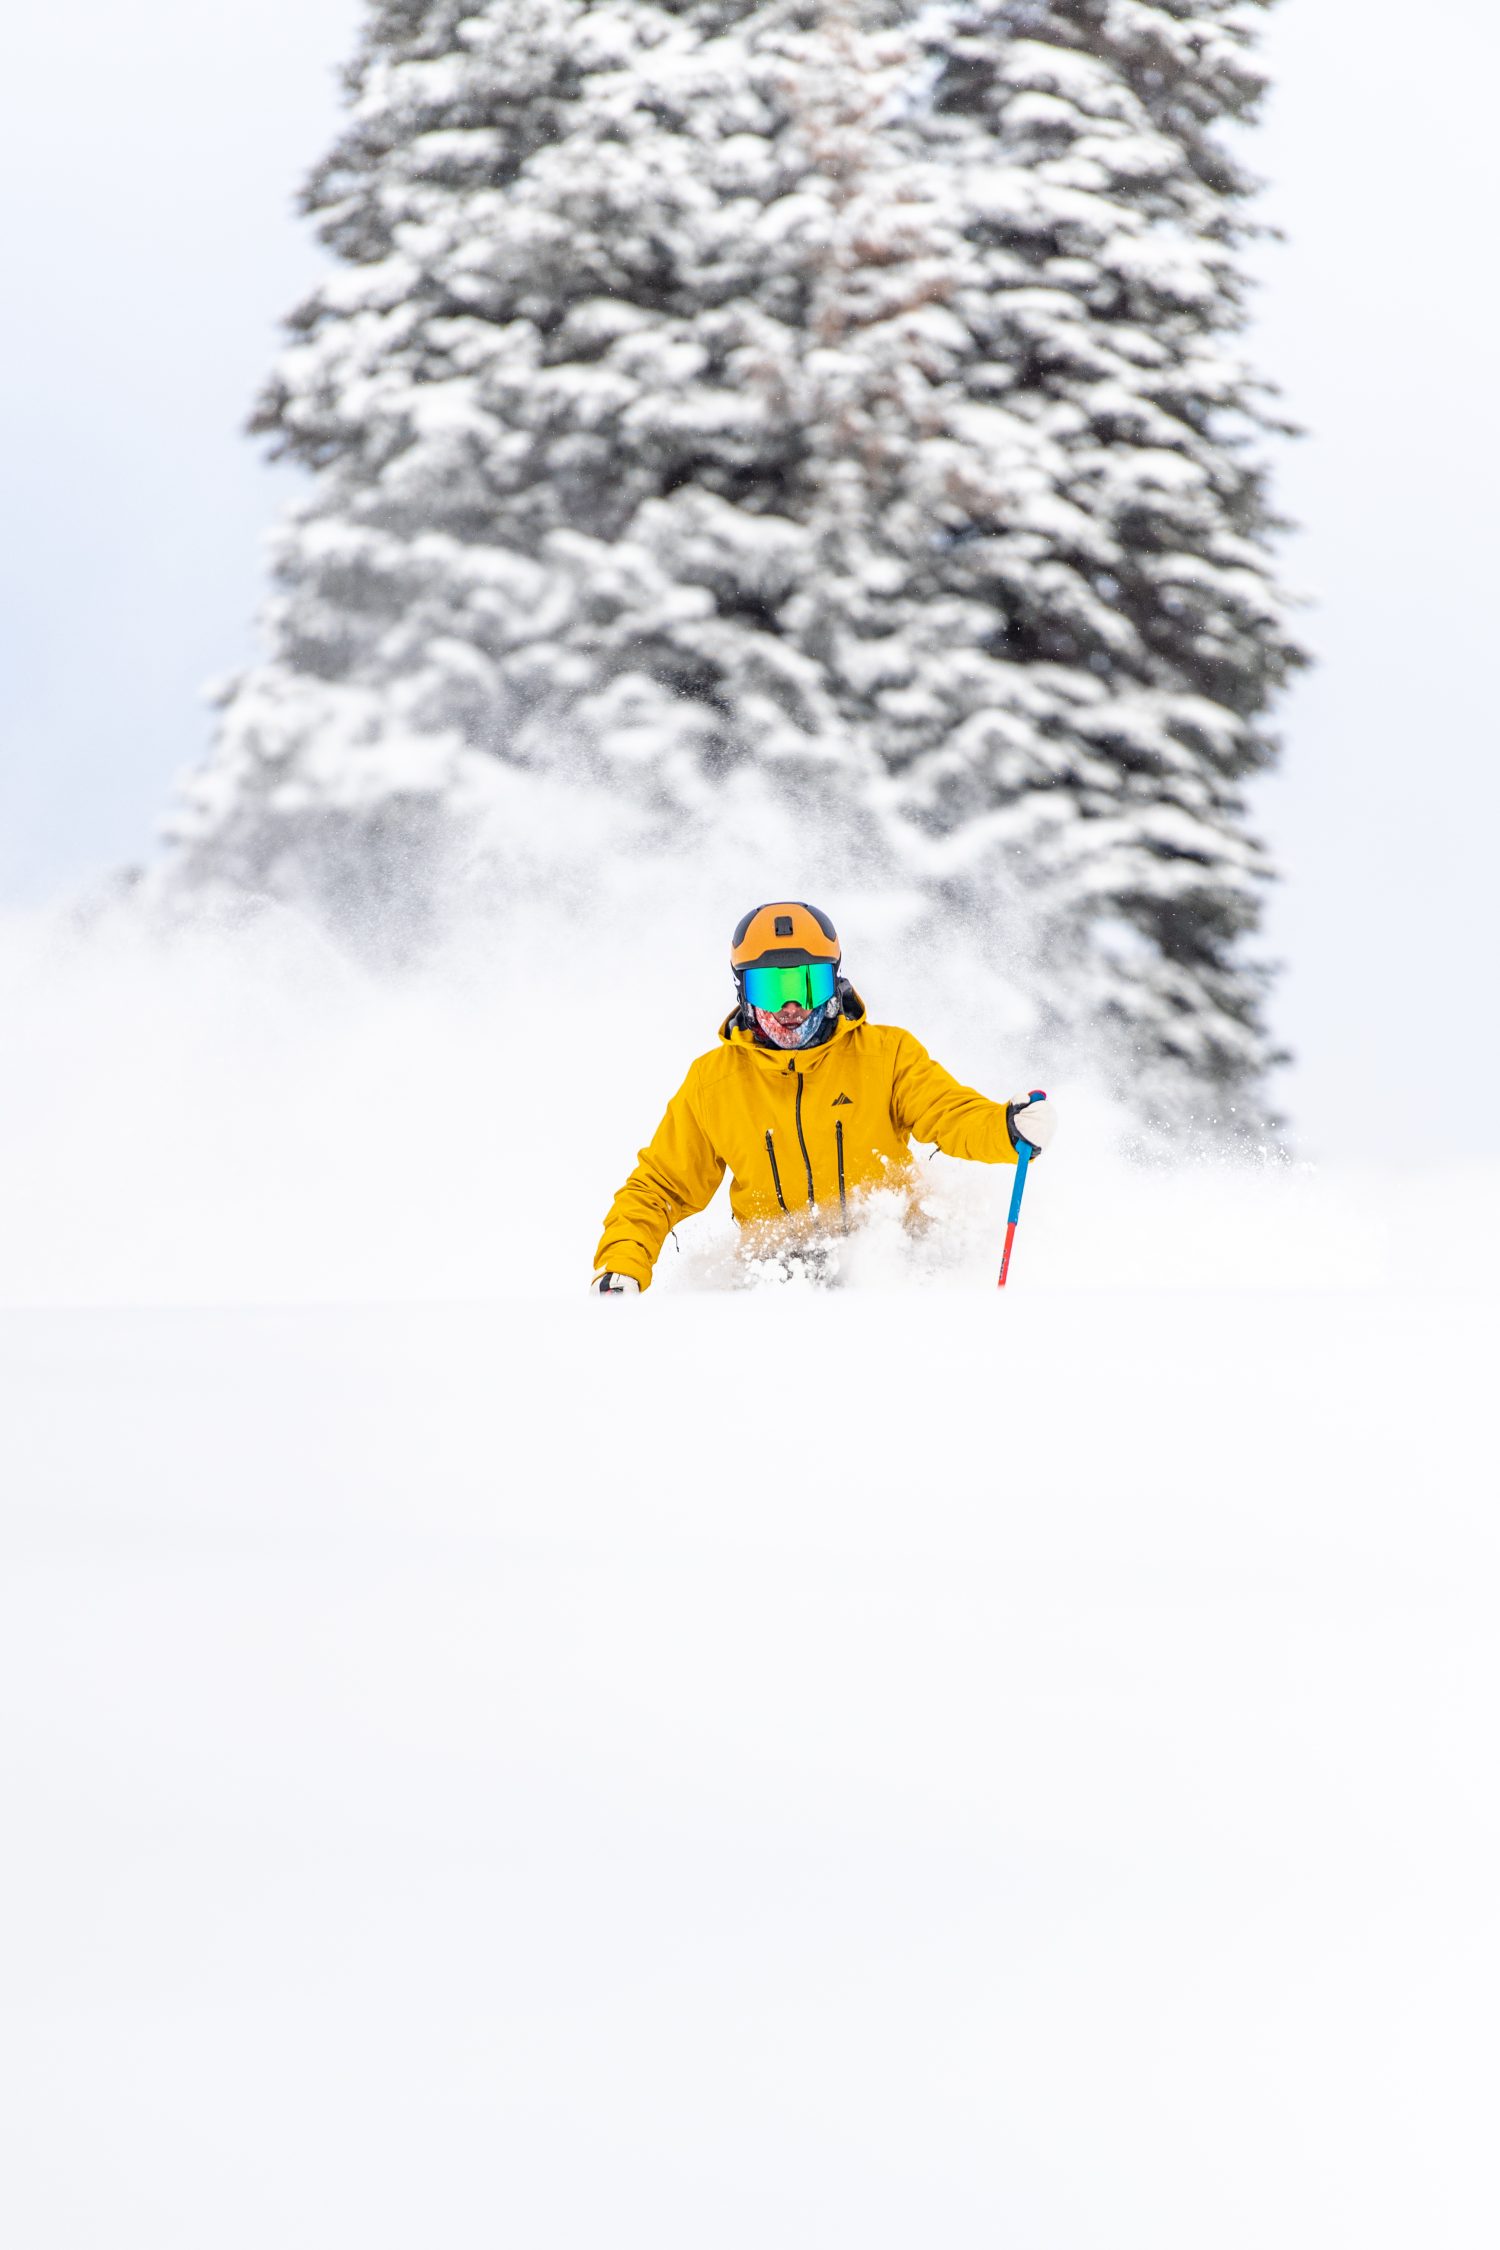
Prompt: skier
<box><xmin>591</xmin><ymin>902</ymin><xmax>1055</xmax><ymax>1292</ymax></box>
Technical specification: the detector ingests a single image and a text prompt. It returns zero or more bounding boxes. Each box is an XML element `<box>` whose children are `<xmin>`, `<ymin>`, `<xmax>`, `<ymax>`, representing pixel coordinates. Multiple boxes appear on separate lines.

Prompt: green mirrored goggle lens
<box><xmin>741</xmin><ymin>960</ymin><xmax>837</xmax><ymax>1012</ymax></box>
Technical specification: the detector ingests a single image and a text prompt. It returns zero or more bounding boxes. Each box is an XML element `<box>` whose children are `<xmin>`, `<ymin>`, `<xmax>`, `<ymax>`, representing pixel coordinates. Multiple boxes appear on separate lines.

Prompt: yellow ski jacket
<box><xmin>594</xmin><ymin>994</ymin><xmax>1019</xmax><ymax>1288</ymax></box>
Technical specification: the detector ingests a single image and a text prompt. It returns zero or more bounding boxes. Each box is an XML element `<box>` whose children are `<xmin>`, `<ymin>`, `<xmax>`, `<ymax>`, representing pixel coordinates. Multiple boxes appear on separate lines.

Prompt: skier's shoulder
<box><xmin>858</xmin><ymin>1017</ymin><xmax>928</xmax><ymax>1064</ymax></box>
<box><xmin>691</xmin><ymin>1018</ymin><xmax>752</xmax><ymax>1089</ymax></box>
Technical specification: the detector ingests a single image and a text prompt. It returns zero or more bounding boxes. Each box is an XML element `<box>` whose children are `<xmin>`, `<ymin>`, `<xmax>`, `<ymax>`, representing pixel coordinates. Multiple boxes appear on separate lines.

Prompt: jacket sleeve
<box><xmin>889</xmin><ymin>1030</ymin><xmax>1019</xmax><ymax>1167</ymax></box>
<box><xmin>593</xmin><ymin>1064</ymin><xmax>727</xmax><ymax>1289</ymax></box>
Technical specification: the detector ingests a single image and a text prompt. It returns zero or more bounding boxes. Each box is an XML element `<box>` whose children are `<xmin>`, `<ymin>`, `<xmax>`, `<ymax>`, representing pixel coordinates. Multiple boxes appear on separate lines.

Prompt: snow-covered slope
<box><xmin>1</xmin><ymin>904</ymin><xmax>1495</xmax><ymax>2247</ymax></box>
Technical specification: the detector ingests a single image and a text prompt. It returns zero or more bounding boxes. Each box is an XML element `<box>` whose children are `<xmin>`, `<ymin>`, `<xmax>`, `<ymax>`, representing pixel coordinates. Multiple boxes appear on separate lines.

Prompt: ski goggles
<box><xmin>739</xmin><ymin>960</ymin><xmax>838</xmax><ymax>1013</ymax></box>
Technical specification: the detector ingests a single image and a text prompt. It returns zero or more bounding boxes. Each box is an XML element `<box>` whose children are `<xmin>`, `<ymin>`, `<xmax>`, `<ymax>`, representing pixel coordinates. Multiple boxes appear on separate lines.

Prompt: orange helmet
<box><xmin>730</xmin><ymin>901</ymin><xmax>840</xmax><ymax>970</ymax></box>
<box><xmin>730</xmin><ymin>903</ymin><xmax>845</xmax><ymax>1050</ymax></box>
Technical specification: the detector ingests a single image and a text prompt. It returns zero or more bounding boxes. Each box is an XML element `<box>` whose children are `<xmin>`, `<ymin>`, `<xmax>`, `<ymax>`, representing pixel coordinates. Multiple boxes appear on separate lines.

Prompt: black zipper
<box><xmin>793</xmin><ymin>1073</ymin><xmax>816</xmax><ymax>1206</ymax></box>
<box><xmin>765</xmin><ymin>1129</ymin><xmax>787</xmax><ymax>1211</ymax></box>
<box><xmin>835</xmin><ymin>1119</ymin><xmax>846</xmax><ymax>1222</ymax></box>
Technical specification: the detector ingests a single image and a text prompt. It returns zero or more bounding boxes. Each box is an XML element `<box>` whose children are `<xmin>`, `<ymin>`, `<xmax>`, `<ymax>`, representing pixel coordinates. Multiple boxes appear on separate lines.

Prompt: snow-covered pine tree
<box><xmin>171</xmin><ymin>0</ymin><xmax>1302</xmax><ymax>1119</ymax></box>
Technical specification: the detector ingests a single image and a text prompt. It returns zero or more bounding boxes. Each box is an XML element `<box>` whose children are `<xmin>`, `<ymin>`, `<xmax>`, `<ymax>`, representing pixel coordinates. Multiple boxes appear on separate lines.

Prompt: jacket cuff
<box><xmin>598</xmin><ymin>1249</ymin><xmax>654</xmax><ymax>1291</ymax></box>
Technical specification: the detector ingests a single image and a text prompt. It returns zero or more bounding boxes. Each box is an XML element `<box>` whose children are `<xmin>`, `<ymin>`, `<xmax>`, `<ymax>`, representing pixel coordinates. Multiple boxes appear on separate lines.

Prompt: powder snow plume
<box><xmin>0</xmin><ymin>772</ymin><xmax>1427</xmax><ymax>1311</ymax></box>
<box><xmin>1</xmin><ymin>847</ymin><xmax>1496</xmax><ymax>2249</ymax></box>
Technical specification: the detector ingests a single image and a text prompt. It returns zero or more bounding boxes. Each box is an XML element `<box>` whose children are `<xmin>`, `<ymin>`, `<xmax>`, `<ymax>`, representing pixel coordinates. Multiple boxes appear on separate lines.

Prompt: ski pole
<box><xmin>997</xmin><ymin>1089</ymin><xmax>1046</xmax><ymax>1289</ymax></box>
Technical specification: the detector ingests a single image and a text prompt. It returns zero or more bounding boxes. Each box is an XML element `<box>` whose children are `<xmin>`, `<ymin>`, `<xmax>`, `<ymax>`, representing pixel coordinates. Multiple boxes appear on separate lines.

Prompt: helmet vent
<box><xmin>774</xmin><ymin>915</ymin><xmax>794</xmax><ymax>936</ymax></box>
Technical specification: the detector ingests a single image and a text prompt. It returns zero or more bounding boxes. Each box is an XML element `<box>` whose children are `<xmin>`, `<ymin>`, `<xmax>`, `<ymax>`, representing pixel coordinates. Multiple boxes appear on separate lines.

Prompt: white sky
<box><xmin>0</xmin><ymin>0</ymin><xmax>1494</xmax><ymax>1158</ymax></box>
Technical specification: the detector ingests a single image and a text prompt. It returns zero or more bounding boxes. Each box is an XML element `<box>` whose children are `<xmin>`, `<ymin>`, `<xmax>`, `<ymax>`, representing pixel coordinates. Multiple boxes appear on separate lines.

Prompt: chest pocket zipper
<box><xmin>835</xmin><ymin>1118</ymin><xmax>847</xmax><ymax>1226</ymax></box>
<box><xmin>765</xmin><ymin>1130</ymin><xmax>787</xmax><ymax>1212</ymax></box>
<box><xmin>793</xmin><ymin>1075</ymin><xmax>817</xmax><ymax>1207</ymax></box>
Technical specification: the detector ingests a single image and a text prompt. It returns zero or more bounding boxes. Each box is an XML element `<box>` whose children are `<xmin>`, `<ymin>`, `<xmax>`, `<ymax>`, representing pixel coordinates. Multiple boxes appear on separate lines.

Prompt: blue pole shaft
<box><xmin>997</xmin><ymin>1144</ymin><xmax>1031</xmax><ymax>1287</ymax></box>
<box><xmin>1006</xmin><ymin>1142</ymin><xmax>1032</xmax><ymax>1231</ymax></box>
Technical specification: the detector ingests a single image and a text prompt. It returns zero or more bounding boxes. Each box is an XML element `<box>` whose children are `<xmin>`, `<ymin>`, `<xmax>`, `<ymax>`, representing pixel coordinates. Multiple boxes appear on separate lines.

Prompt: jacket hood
<box><xmin>718</xmin><ymin>986</ymin><xmax>867</xmax><ymax>1059</ymax></box>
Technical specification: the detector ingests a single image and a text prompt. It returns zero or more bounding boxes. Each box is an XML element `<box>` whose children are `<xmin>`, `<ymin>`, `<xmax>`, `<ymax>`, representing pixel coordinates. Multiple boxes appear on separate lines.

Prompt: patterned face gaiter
<box><xmin>751</xmin><ymin>997</ymin><xmax>840</xmax><ymax>1050</ymax></box>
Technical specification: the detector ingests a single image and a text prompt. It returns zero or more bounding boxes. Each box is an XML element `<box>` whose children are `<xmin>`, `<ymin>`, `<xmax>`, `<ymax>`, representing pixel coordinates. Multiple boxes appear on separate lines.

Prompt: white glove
<box><xmin>590</xmin><ymin>1271</ymin><xmax>641</xmax><ymax>1296</ymax></box>
<box><xmin>1007</xmin><ymin>1092</ymin><xmax>1056</xmax><ymax>1155</ymax></box>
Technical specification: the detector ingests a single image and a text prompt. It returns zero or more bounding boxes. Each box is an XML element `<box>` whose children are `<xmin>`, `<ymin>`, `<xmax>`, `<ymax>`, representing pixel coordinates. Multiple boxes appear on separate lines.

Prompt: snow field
<box><xmin>1</xmin><ymin>904</ymin><xmax>1497</xmax><ymax>2245</ymax></box>
<box><xmin>3</xmin><ymin>1288</ymin><xmax>1497</xmax><ymax>2247</ymax></box>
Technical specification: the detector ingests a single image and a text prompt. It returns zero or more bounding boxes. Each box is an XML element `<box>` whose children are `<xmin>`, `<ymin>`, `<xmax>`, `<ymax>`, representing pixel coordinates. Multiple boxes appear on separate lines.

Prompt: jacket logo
<box><xmin>831</xmin><ymin>1092</ymin><xmax>853</xmax><ymax>1106</ymax></box>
